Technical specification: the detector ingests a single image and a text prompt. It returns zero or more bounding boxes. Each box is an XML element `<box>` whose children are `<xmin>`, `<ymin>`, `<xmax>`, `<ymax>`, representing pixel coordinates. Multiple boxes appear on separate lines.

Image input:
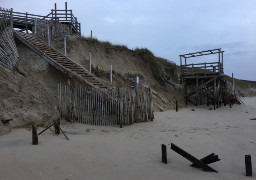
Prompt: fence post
<box><xmin>54</xmin><ymin>119</ymin><xmax>60</xmax><ymax>135</ymax></box>
<box><xmin>32</xmin><ymin>124</ymin><xmax>38</xmax><ymax>145</ymax></box>
<box><xmin>89</xmin><ymin>52</ymin><xmax>92</xmax><ymax>73</ymax></box>
<box><xmin>232</xmin><ymin>73</ymin><xmax>235</xmax><ymax>95</ymax></box>
<box><xmin>34</xmin><ymin>18</ymin><xmax>37</xmax><ymax>35</ymax></box>
<box><xmin>65</xmin><ymin>2</ymin><xmax>68</xmax><ymax>21</ymax></box>
<box><xmin>176</xmin><ymin>100</ymin><xmax>178</xmax><ymax>112</ymax></box>
<box><xmin>25</xmin><ymin>12</ymin><xmax>28</xmax><ymax>33</ymax></box>
<box><xmin>135</xmin><ymin>75</ymin><xmax>139</xmax><ymax>91</ymax></box>
<box><xmin>47</xmin><ymin>26</ymin><xmax>51</xmax><ymax>46</ymax></box>
<box><xmin>64</xmin><ymin>36</ymin><xmax>67</xmax><ymax>56</ymax></box>
<box><xmin>110</xmin><ymin>65</ymin><xmax>113</xmax><ymax>85</ymax></box>
<box><xmin>10</xmin><ymin>8</ymin><xmax>13</xmax><ymax>28</ymax></box>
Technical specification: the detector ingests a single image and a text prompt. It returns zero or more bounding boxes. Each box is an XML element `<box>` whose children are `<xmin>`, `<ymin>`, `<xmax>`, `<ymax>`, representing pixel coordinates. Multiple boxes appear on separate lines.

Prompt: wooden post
<box><xmin>162</xmin><ymin>144</ymin><xmax>167</xmax><ymax>164</ymax></box>
<box><xmin>135</xmin><ymin>76</ymin><xmax>139</xmax><ymax>91</ymax></box>
<box><xmin>10</xmin><ymin>8</ymin><xmax>13</xmax><ymax>28</ymax></box>
<box><xmin>221</xmin><ymin>52</ymin><xmax>224</xmax><ymax>74</ymax></box>
<box><xmin>196</xmin><ymin>77</ymin><xmax>199</xmax><ymax>106</ymax></box>
<box><xmin>34</xmin><ymin>18</ymin><xmax>37</xmax><ymax>35</ymax></box>
<box><xmin>176</xmin><ymin>100</ymin><xmax>178</xmax><ymax>112</ymax></box>
<box><xmin>232</xmin><ymin>73</ymin><xmax>235</xmax><ymax>95</ymax></box>
<box><xmin>214</xmin><ymin>78</ymin><xmax>216</xmax><ymax>110</ymax></box>
<box><xmin>110</xmin><ymin>65</ymin><xmax>113</xmax><ymax>85</ymax></box>
<box><xmin>32</xmin><ymin>124</ymin><xmax>38</xmax><ymax>145</ymax></box>
<box><xmin>89</xmin><ymin>52</ymin><xmax>92</xmax><ymax>73</ymax></box>
<box><xmin>25</xmin><ymin>12</ymin><xmax>28</xmax><ymax>33</ymax></box>
<box><xmin>54</xmin><ymin>3</ymin><xmax>57</xmax><ymax>21</ymax></box>
<box><xmin>47</xmin><ymin>26</ymin><xmax>51</xmax><ymax>46</ymax></box>
<box><xmin>65</xmin><ymin>2</ymin><xmax>68</xmax><ymax>21</ymax></box>
<box><xmin>245</xmin><ymin>155</ymin><xmax>252</xmax><ymax>176</ymax></box>
<box><xmin>91</xmin><ymin>30</ymin><xmax>92</xmax><ymax>39</ymax></box>
<box><xmin>64</xmin><ymin>36</ymin><xmax>67</xmax><ymax>56</ymax></box>
<box><xmin>54</xmin><ymin>120</ymin><xmax>60</xmax><ymax>135</ymax></box>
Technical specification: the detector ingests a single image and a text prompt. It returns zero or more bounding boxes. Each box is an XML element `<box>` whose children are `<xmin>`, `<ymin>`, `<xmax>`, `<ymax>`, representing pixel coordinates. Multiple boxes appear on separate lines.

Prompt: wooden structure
<box><xmin>180</xmin><ymin>49</ymin><xmax>226</xmax><ymax>107</ymax></box>
<box><xmin>0</xmin><ymin>7</ymin><xmax>19</xmax><ymax>70</ymax></box>
<box><xmin>1</xmin><ymin>3</ymin><xmax>154</xmax><ymax>127</ymax></box>
<box><xmin>0</xmin><ymin>2</ymin><xmax>80</xmax><ymax>36</ymax></box>
<box><xmin>57</xmin><ymin>83</ymin><xmax>154</xmax><ymax>126</ymax></box>
<box><xmin>171</xmin><ymin>143</ymin><xmax>219</xmax><ymax>172</ymax></box>
<box><xmin>14</xmin><ymin>31</ymin><xmax>108</xmax><ymax>89</ymax></box>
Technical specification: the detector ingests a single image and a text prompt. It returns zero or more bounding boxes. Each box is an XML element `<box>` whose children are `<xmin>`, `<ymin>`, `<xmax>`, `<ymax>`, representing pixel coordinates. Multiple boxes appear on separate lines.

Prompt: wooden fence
<box><xmin>0</xmin><ymin>7</ymin><xmax>19</xmax><ymax>70</ymax></box>
<box><xmin>0</xmin><ymin>7</ymin><xmax>12</xmax><ymax>31</ymax></box>
<box><xmin>58</xmin><ymin>83</ymin><xmax>154</xmax><ymax>126</ymax></box>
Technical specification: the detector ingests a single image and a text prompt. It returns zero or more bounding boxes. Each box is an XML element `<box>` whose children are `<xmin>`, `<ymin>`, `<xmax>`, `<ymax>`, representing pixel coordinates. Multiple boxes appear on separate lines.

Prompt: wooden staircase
<box><xmin>14</xmin><ymin>31</ymin><xmax>108</xmax><ymax>89</ymax></box>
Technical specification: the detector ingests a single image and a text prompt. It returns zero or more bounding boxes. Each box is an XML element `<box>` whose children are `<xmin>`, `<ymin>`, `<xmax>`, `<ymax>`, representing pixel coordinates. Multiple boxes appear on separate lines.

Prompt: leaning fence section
<box><xmin>0</xmin><ymin>7</ymin><xmax>19</xmax><ymax>70</ymax></box>
<box><xmin>58</xmin><ymin>83</ymin><xmax>154</xmax><ymax>126</ymax></box>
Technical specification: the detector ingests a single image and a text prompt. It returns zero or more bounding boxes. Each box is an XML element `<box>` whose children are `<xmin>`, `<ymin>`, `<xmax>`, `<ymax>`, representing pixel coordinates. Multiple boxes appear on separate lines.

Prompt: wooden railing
<box><xmin>0</xmin><ymin>7</ymin><xmax>81</xmax><ymax>35</ymax></box>
<box><xmin>181</xmin><ymin>62</ymin><xmax>223</xmax><ymax>77</ymax></box>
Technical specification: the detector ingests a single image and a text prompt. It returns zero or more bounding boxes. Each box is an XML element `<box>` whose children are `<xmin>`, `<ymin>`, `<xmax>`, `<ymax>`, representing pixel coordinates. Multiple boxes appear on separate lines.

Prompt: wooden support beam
<box><xmin>191</xmin><ymin>153</ymin><xmax>220</xmax><ymax>168</ymax></box>
<box><xmin>170</xmin><ymin>143</ymin><xmax>218</xmax><ymax>172</ymax></box>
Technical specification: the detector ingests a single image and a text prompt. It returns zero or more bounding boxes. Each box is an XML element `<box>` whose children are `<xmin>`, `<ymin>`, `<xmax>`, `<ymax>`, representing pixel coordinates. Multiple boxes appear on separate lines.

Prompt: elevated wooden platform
<box><xmin>0</xmin><ymin>2</ymin><xmax>81</xmax><ymax>35</ymax></box>
<box><xmin>180</xmin><ymin>49</ymin><xmax>225</xmax><ymax>107</ymax></box>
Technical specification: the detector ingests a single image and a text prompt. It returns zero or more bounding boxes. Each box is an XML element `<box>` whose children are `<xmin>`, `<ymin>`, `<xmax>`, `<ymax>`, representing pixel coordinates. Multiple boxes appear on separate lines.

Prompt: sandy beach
<box><xmin>0</xmin><ymin>97</ymin><xmax>255</xmax><ymax>180</ymax></box>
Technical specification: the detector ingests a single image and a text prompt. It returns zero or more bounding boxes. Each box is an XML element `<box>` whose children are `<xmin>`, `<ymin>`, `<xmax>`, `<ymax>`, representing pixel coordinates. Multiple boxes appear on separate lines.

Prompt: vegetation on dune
<box><xmin>80</xmin><ymin>36</ymin><xmax>130</xmax><ymax>53</ymax></box>
<box><xmin>134</xmin><ymin>48</ymin><xmax>177</xmax><ymax>84</ymax></box>
<box><xmin>79</xmin><ymin>36</ymin><xmax>178</xmax><ymax>85</ymax></box>
<box><xmin>224</xmin><ymin>75</ymin><xmax>256</xmax><ymax>89</ymax></box>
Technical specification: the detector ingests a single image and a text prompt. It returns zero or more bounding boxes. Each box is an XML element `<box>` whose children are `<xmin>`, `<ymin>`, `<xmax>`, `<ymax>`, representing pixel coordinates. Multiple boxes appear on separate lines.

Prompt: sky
<box><xmin>2</xmin><ymin>0</ymin><xmax>256</xmax><ymax>80</ymax></box>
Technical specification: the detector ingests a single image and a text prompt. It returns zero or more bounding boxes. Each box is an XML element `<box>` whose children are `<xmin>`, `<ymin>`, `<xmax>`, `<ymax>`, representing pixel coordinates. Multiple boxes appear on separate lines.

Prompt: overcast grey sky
<box><xmin>2</xmin><ymin>0</ymin><xmax>256</xmax><ymax>80</ymax></box>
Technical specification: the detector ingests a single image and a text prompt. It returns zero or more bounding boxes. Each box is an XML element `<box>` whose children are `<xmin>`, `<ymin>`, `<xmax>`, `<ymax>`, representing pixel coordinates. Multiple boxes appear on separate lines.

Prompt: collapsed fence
<box><xmin>58</xmin><ymin>83</ymin><xmax>154</xmax><ymax>126</ymax></box>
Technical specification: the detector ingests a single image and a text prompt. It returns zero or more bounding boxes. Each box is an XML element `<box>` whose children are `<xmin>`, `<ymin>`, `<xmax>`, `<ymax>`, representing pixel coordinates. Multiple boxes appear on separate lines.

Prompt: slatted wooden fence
<box><xmin>58</xmin><ymin>83</ymin><xmax>154</xmax><ymax>126</ymax></box>
<box><xmin>0</xmin><ymin>7</ymin><xmax>19</xmax><ymax>70</ymax></box>
<box><xmin>0</xmin><ymin>7</ymin><xmax>12</xmax><ymax>31</ymax></box>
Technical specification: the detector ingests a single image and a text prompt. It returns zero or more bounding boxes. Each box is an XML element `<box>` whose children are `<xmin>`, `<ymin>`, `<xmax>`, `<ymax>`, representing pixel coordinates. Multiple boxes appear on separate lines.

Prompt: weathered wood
<box><xmin>191</xmin><ymin>153</ymin><xmax>220</xmax><ymax>167</ymax></box>
<box><xmin>171</xmin><ymin>143</ymin><xmax>218</xmax><ymax>172</ymax></box>
<box><xmin>245</xmin><ymin>155</ymin><xmax>252</xmax><ymax>176</ymax></box>
<box><xmin>58</xmin><ymin>83</ymin><xmax>153</xmax><ymax>126</ymax></box>
<box><xmin>162</xmin><ymin>144</ymin><xmax>167</xmax><ymax>164</ymax></box>
<box><xmin>0</xmin><ymin>23</ymin><xmax>19</xmax><ymax>70</ymax></box>
<box><xmin>32</xmin><ymin>124</ymin><xmax>38</xmax><ymax>145</ymax></box>
<box><xmin>54</xmin><ymin>120</ymin><xmax>60</xmax><ymax>134</ymax></box>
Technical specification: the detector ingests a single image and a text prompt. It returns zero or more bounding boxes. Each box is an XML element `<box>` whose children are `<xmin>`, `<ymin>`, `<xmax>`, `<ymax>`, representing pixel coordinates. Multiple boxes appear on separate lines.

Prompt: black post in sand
<box><xmin>162</xmin><ymin>144</ymin><xmax>167</xmax><ymax>164</ymax></box>
<box><xmin>176</xmin><ymin>100</ymin><xmax>178</xmax><ymax>112</ymax></box>
<box><xmin>245</xmin><ymin>155</ymin><xmax>252</xmax><ymax>176</ymax></box>
<box><xmin>32</xmin><ymin>124</ymin><xmax>38</xmax><ymax>145</ymax></box>
<box><xmin>54</xmin><ymin>119</ymin><xmax>60</xmax><ymax>135</ymax></box>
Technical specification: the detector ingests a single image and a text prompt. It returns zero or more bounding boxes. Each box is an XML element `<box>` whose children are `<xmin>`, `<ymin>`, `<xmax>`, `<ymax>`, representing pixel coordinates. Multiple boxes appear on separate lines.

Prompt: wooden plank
<box><xmin>171</xmin><ymin>143</ymin><xmax>218</xmax><ymax>172</ymax></box>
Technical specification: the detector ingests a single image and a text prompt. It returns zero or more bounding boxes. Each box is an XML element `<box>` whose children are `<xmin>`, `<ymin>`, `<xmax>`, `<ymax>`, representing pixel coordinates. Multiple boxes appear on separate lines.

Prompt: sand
<box><xmin>0</xmin><ymin>97</ymin><xmax>255</xmax><ymax>180</ymax></box>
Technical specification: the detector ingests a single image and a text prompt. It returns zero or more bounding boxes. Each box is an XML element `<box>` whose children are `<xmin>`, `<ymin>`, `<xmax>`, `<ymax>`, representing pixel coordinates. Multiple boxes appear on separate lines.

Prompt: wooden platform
<box><xmin>179</xmin><ymin>49</ymin><xmax>225</xmax><ymax>107</ymax></box>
